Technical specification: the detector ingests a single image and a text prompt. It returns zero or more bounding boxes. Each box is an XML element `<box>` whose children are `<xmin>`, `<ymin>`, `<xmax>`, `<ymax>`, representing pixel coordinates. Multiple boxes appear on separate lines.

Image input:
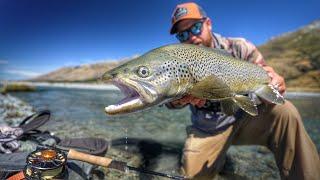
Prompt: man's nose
<box><xmin>188</xmin><ymin>33</ymin><xmax>198</xmax><ymax>42</ymax></box>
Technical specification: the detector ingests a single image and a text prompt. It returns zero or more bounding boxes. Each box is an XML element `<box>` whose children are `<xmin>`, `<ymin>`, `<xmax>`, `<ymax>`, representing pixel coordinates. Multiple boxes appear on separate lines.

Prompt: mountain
<box><xmin>32</xmin><ymin>62</ymin><xmax>119</xmax><ymax>82</ymax></box>
<box><xmin>258</xmin><ymin>20</ymin><xmax>320</xmax><ymax>91</ymax></box>
<box><xmin>31</xmin><ymin>57</ymin><xmax>136</xmax><ymax>82</ymax></box>
<box><xmin>32</xmin><ymin>20</ymin><xmax>320</xmax><ymax>91</ymax></box>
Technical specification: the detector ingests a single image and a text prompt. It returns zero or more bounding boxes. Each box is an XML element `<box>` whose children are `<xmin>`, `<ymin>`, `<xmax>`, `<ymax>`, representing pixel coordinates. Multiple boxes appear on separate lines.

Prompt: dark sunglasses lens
<box><xmin>190</xmin><ymin>22</ymin><xmax>202</xmax><ymax>35</ymax></box>
<box><xmin>176</xmin><ymin>31</ymin><xmax>189</xmax><ymax>42</ymax></box>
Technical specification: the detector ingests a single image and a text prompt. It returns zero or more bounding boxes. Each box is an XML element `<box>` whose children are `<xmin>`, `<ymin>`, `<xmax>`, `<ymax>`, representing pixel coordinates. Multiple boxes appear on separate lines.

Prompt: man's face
<box><xmin>175</xmin><ymin>18</ymin><xmax>213</xmax><ymax>47</ymax></box>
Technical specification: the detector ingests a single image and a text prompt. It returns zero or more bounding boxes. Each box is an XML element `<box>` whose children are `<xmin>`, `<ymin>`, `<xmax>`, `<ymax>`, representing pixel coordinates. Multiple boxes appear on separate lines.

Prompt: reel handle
<box><xmin>67</xmin><ymin>149</ymin><xmax>113</xmax><ymax>167</ymax></box>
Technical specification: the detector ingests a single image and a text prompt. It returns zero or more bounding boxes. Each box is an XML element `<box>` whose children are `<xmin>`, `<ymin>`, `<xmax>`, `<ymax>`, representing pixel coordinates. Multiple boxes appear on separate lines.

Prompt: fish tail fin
<box><xmin>232</xmin><ymin>95</ymin><xmax>258</xmax><ymax>116</ymax></box>
<box><xmin>254</xmin><ymin>85</ymin><xmax>285</xmax><ymax>105</ymax></box>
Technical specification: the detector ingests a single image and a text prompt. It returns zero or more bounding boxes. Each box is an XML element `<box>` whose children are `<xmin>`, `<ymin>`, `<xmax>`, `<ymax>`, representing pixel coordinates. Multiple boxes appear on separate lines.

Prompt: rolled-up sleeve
<box><xmin>228</xmin><ymin>37</ymin><xmax>266</xmax><ymax>66</ymax></box>
<box><xmin>165</xmin><ymin>102</ymin><xmax>187</xmax><ymax>109</ymax></box>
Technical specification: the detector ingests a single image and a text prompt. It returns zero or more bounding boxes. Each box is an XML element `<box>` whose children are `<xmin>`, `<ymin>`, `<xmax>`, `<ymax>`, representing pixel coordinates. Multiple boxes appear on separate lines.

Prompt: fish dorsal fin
<box><xmin>190</xmin><ymin>75</ymin><xmax>232</xmax><ymax>99</ymax></box>
<box><xmin>210</xmin><ymin>48</ymin><xmax>233</xmax><ymax>57</ymax></box>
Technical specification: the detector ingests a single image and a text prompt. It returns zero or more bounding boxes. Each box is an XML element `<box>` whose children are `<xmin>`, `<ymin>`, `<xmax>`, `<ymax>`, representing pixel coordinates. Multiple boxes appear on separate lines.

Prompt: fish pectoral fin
<box><xmin>221</xmin><ymin>99</ymin><xmax>239</xmax><ymax>116</ymax></box>
<box><xmin>232</xmin><ymin>95</ymin><xmax>258</xmax><ymax>116</ymax></box>
<box><xmin>254</xmin><ymin>85</ymin><xmax>285</xmax><ymax>105</ymax></box>
<box><xmin>190</xmin><ymin>75</ymin><xmax>231</xmax><ymax>99</ymax></box>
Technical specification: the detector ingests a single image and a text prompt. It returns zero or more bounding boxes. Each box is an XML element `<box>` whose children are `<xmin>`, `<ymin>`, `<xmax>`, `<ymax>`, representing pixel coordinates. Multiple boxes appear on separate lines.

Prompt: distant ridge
<box><xmin>258</xmin><ymin>19</ymin><xmax>320</xmax><ymax>91</ymax></box>
<box><xmin>31</xmin><ymin>57</ymin><xmax>136</xmax><ymax>82</ymax></box>
<box><xmin>32</xmin><ymin>20</ymin><xmax>320</xmax><ymax>91</ymax></box>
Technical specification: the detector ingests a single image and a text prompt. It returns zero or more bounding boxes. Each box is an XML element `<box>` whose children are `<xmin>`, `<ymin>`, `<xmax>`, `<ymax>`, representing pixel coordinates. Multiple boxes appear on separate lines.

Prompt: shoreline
<box><xmin>0</xmin><ymin>92</ymin><xmax>282</xmax><ymax>179</ymax></box>
<box><xmin>2</xmin><ymin>81</ymin><xmax>320</xmax><ymax>97</ymax></box>
<box><xmin>2</xmin><ymin>81</ymin><xmax>119</xmax><ymax>90</ymax></box>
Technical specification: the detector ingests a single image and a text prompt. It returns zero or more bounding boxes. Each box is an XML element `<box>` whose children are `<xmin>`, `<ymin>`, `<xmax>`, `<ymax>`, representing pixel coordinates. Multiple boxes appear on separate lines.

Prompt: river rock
<box><xmin>0</xmin><ymin>93</ymin><xmax>34</xmax><ymax>126</ymax></box>
<box><xmin>219</xmin><ymin>146</ymin><xmax>280</xmax><ymax>179</ymax></box>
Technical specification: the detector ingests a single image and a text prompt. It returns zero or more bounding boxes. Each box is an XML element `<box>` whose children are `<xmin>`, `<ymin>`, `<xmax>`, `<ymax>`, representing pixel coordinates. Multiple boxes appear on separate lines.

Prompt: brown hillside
<box><xmin>258</xmin><ymin>20</ymin><xmax>320</xmax><ymax>91</ymax></box>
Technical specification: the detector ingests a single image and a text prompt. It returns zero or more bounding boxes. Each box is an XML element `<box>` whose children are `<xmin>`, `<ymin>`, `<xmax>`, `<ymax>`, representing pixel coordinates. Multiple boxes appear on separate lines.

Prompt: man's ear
<box><xmin>206</xmin><ymin>18</ymin><xmax>212</xmax><ymax>31</ymax></box>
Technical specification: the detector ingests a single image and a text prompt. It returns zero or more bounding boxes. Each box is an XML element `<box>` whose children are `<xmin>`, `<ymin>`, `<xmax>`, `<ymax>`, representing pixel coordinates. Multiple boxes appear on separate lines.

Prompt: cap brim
<box><xmin>170</xmin><ymin>18</ymin><xmax>203</xmax><ymax>34</ymax></box>
<box><xmin>170</xmin><ymin>20</ymin><xmax>181</xmax><ymax>34</ymax></box>
<box><xmin>170</xmin><ymin>25</ymin><xmax>178</xmax><ymax>35</ymax></box>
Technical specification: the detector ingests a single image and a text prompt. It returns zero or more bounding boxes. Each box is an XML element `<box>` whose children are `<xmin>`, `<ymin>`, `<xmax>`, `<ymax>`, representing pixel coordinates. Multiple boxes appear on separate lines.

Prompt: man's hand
<box><xmin>260</xmin><ymin>65</ymin><xmax>286</xmax><ymax>95</ymax></box>
<box><xmin>171</xmin><ymin>94</ymin><xmax>206</xmax><ymax>108</ymax></box>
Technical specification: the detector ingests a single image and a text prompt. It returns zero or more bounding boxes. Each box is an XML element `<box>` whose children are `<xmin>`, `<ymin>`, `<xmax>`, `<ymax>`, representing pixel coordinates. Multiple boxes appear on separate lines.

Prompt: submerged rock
<box><xmin>108</xmin><ymin>138</ymin><xmax>280</xmax><ymax>179</ymax></box>
<box><xmin>219</xmin><ymin>146</ymin><xmax>280</xmax><ymax>179</ymax></box>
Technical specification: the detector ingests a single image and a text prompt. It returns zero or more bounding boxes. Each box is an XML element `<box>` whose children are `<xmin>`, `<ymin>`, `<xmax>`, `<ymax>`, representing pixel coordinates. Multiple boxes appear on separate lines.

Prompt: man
<box><xmin>167</xmin><ymin>2</ymin><xmax>320</xmax><ymax>180</ymax></box>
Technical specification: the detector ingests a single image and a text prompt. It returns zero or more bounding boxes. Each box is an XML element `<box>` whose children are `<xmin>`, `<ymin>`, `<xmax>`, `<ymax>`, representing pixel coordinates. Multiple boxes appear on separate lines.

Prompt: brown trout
<box><xmin>102</xmin><ymin>44</ymin><xmax>284</xmax><ymax>116</ymax></box>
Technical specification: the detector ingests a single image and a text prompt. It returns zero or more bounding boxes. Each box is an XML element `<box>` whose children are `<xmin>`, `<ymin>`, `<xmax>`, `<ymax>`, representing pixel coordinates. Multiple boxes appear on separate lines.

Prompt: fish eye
<box><xmin>137</xmin><ymin>66</ymin><xmax>149</xmax><ymax>78</ymax></box>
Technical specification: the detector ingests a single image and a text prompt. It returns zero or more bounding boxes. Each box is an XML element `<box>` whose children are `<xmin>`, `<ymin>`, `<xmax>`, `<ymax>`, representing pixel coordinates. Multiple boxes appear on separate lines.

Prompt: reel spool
<box><xmin>24</xmin><ymin>147</ymin><xmax>67</xmax><ymax>180</ymax></box>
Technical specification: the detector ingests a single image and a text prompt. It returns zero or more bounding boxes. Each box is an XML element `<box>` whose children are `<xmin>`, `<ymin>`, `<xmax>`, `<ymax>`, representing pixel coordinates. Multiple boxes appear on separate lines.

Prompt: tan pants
<box><xmin>181</xmin><ymin>100</ymin><xmax>320</xmax><ymax>180</ymax></box>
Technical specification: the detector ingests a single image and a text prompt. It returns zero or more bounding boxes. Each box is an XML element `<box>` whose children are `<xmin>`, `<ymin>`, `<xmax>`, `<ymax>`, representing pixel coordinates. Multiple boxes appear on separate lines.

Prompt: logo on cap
<box><xmin>174</xmin><ymin>7</ymin><xmax>188</xmax><ymax>20</ymax></box>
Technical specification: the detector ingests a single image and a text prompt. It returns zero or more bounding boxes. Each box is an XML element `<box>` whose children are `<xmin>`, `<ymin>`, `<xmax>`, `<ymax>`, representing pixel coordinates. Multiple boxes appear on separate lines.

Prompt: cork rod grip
<box><xmin>67</xmin><ymin>149</ymin><xmax>113</xmax><ymax>167</ymax></box>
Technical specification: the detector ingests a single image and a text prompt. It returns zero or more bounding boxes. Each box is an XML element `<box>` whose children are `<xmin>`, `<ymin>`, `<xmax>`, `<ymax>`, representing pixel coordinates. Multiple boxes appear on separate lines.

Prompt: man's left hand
<box><xmin>261</xmin><ymin>65</ymin><xmax>286</xmax><ymax>95</ymax></box>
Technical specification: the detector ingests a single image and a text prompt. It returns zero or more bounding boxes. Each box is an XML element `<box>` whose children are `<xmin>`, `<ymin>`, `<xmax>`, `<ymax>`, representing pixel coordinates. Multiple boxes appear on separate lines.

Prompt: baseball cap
<box><xmin>170</xmin><ymin>2</ymin><xmax>207</xmax><ymax>34</ymax></box>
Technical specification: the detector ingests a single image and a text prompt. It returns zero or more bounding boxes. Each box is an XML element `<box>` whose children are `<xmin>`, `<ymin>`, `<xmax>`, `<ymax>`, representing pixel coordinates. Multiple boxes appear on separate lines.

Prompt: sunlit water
<box><xmin>11</xmin><ymin>87</ymin><xmax>320</xmax><ymax>151</ymax></box>
<box><xmin>9</xmin><ymin>88</ymin><xmax>320</xmax><ymax>178</ymax></box>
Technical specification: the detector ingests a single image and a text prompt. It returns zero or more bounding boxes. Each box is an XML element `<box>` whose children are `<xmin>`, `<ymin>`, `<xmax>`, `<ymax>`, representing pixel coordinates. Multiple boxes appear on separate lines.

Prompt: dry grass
<box><xmin>1</xmin><ymin>83</ymin><xmax>36</xmax><ymax>93</ymax></box>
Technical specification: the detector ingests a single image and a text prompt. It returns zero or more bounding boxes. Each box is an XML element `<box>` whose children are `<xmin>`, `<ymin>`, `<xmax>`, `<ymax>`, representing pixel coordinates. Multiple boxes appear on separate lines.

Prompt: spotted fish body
<box><xmin>102</xmin><ymin>43</ymin><xmax>284</xmax><ymax>116</ymax></box>
<box><xmin>148</xmin><ymin>44</ymin><xmax>268</xmax><ymax>96</ymax></box>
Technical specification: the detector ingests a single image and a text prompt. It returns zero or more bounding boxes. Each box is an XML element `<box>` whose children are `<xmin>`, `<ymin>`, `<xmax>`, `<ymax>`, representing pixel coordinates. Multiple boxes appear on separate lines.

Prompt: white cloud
<box><xmin>0</xmin><ymin>60</ymin><xmax>8</xmax><ymax>64</ymax></box>
<box><xmin>5</xmin><ymin>69</ymin><xmax>41</xmax><ymax>77</ymax></box>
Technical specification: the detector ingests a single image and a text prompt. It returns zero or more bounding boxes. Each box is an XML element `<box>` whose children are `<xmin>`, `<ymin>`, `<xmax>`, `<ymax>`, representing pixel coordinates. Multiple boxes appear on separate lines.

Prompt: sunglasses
<box><xmin>176</xmin><ymin>21</ymin><xmax>204</xmax><ymax>42</ymax></box>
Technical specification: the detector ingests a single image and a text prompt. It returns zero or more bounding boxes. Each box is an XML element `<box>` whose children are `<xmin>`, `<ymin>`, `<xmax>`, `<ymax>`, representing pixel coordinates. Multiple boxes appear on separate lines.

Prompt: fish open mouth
<box><xmin>105</xmin><ymin>80</ymin><xmax>144</xmax><ymax>115</ymax></box>
<box><xmin>114</xmin><ymin>80</ymin><xmax>141</xmax><ymax>104</ymax></box>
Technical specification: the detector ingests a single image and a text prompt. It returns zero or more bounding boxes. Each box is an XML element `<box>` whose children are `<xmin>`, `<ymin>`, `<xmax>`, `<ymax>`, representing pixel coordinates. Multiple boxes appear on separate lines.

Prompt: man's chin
<box><xmin>190</xmin><ymin>42</ymin><xmax>203</xmax><ymax>46</ymax></box>
<box><xmin>183</xmin><ymin>42</ymin><xmax>204</xmax><ymax>46</ymax></box>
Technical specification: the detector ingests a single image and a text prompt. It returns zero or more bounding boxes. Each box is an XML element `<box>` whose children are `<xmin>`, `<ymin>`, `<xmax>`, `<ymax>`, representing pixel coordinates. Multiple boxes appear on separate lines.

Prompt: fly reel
<box><xmin>24</xmin><ymin>147</ymin><xmax>67</xmax><ymax>180</ymax></box>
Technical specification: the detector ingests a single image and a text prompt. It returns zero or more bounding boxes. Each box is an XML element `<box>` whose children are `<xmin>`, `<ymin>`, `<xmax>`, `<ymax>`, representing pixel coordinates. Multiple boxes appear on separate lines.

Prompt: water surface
<box><xmin>11</xmin><ymin>87</ymin><xmax>320</xmax><ymax>151</ymax></box>
<box><xmin>12</xmin><ymin>87</ymin><xmax>320</xmax><ymax>153</ymax></box>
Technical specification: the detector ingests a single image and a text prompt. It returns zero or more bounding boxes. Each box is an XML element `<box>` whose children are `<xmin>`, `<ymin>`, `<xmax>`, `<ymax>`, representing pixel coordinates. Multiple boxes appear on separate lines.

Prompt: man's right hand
<box><xmin>171</xmin><ymin>94</ymin><xmax>206</xmax><ymax>108</ymax></box>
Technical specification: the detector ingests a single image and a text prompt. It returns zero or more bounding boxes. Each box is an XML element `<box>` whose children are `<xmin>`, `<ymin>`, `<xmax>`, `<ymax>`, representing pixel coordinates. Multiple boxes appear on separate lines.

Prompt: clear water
<box><xmin>9</xmin><ymin>88</ymin><xmax>319</xmax><ymax>179</ymax></box>
<box><xmin>11</xmin><ymin>87</ymin><xmax>320</xmax><ymax>151</ymax></box>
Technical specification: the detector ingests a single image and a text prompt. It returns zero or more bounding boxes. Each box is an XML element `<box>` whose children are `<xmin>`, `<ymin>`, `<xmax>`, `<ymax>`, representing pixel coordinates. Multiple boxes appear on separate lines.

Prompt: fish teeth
<box><xmin>105</xmin><ymin>105</ymin><xmax>117</xmax><ymax>113</ymax></box>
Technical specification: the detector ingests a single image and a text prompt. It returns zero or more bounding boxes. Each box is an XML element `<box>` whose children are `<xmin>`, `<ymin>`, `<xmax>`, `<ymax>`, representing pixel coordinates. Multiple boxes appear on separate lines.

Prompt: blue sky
<box><xmin>0</xmin><ymin>0</ymin><xmax>319</xmax><ymax>80</ymax></box>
